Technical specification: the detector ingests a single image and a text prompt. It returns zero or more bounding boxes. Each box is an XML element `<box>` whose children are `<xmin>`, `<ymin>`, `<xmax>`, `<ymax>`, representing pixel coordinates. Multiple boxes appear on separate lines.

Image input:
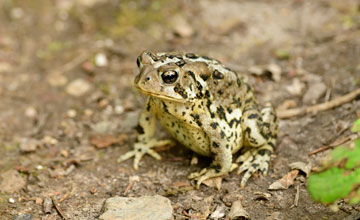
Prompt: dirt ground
<box><xmin>1</xmin><ymin>0</ymin><xmax>360</xmax><ymax>219</ymax></box>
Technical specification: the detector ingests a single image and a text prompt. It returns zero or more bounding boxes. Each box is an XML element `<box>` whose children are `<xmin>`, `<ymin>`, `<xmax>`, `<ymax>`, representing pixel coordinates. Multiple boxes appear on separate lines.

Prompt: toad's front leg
<box><xmin>188</xmin><ymin>120</ymin><xmax>233</xmax><ymax>189</ymax></box>
<box><xmin>118</xmin><ymin>98</ymin><xmax>174</xmax><ymax>169</ymax></box>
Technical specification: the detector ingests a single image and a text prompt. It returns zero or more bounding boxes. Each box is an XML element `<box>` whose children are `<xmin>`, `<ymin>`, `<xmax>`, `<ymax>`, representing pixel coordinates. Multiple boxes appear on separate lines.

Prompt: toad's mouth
<box><xmin>135</xmin><ymin>86</ymin><xmax>187</xmax><ymax>103</ymax></box>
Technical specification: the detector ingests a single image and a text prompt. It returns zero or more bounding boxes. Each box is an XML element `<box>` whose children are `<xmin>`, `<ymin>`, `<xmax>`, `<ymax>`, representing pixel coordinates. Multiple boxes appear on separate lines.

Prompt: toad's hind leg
<box><xmin>236</xmin><ymin>103</ymin><xmax>278</xmax><ymax>187</ymax></box>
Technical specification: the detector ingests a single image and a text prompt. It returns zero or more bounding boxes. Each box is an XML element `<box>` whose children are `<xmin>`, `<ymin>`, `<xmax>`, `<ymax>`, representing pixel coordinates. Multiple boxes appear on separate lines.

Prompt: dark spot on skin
<box><xmin>227</xmin><ymin>107</ymin><xmax>232</xmax><ymax>113</ymax></box>
<box><xmin>258</xmin><ymin>149</ymin><xmax>271</xmax><ymax>156</ymax></box>
<box><xmin>147</xmin><ymin>52</ymin><xmax>159</xmax><ymax>61</ymax></box>
<box><xmin>200</xmin><ymin>74</ymin><xmax>209</xmax><ymax>81</ymax></box>
<box><xmin>210</xmin><ymin>122</ymin><xmax>218</xmax><ymax>129</ymax></box>
<box><xmin>162</xmin><ymin>101</ymin><xmax>169</xmax><ymax>113</ymax></box>
<box><xmin>232</xmin><ymin>98</ymin><xmax>242</xmax><ymax>108</ymax></box>
<box><xmin>205</xmin><ymin>90</ymin><xmax>211</xmax><ymax>98</ymax></box>
<box><xmin>251</xmin><ymin>163</ymin><xmax>259</xmax><ymax>169</ymax></box>
<box><xmin>217</xmin><ymin>89</ymin><xmax>224</xmax><ymax>95</ymax></box>
<box><xmin>196</xmin><ymin>81</ymin><xmax>203</xmax><ymax>91</ymax></box>
<box><xmin>268</xmin><ymin>142</ymin><xmax>275</xmax><ymax>148</ymax></box>
<box><xmin>210</xmin><ymin>112</ymin><xmax>215</xmax><ymax>118</ymax></box>
<box><xmin>237</xmin><ymin>78</ymin><xmax>241</xmax><ymax>86</ymax></box>
<box><xmin>174</xmin><ymin>83</ymin><xmax>188</xmax><ymax>99</ymax></box>
<box><xmin>202</xmin><ymin>56</ymin><xmax>211</xmax><ymax>60</ymax></box>
<box><xmin>220</xmin><ymin>130</ymin><xmax>225</xmax><ymax>139</ymax></box>
<box><xmin>136</xmin><ymin>56</ymin><xmax>141</xmax><ymax>67</ymax></box>
<box><xmin>196</xmin><ymin>121</ymin><xmax>202</xmax><ymax>127</ymax></box>
<box><xmin>186</xmin><ymin>71</ymin><xmax>197</xmax><ymax>81</ymax></box>
<box><xmin>226</xmin><ymin>144</ymin><xmax>229</xmax><ymax>149</ymax></box>
<box><xmin>245</xmin><ymin>127</ymin><xmax>251</xmax><ymax>135</ymax></box>
<box><xmin>176</xmin><ymin>130</ymin><xmax>179</xmax><ymax>133</ymax></box>
<box><xmin>175</xmin><ymin>60</ymin><xmax>186</xmax><ymax>67</ymax></box>
<box><xmin>172</xmin><ymin>122</ymin><xmax>175</xmax><ymax>127</ymax></box>
<box><xmin>135</xmin><ymin>124</ymin><xmax>144</xmax><ymax>134</ymax></box>
<box><xmin>183</xmin><ymin>134</ymin><xmax>187</xmax><ymax>139</ymax></box>
<box><xmin>212</xmin><ymin>142</ymin><xmax>219</xmax><ymax>148</ymax></box>
<box><xmin>248</xmin><ymin>114</ymin><xmax>259</xmax><ymax>119</ymax></box>
<box><xmin>138</xmin><ymin>148</ymin><xmax>142</xmax><ymax>152</ymax></box>
<box><xmin>212</xmin><ymin>70</ymin><xmax>224</xmax><ymax>79</ymax></box>
<box><xmin>246</xmin><ymin>83</ymin><xmax>252</xmax><ymax>92</ymax></box>
<box><xmin>185</xmin><ymin>53</ymin><xmax>198</xmax><ymax>59</ymax></box>
<box><xmin>182</xmin><ymin>112</ymin><xmax>186</xmax><ymax>116</ymax></box>
<box><xmin>245</xmin><ymin>98</ymin><xmax>252</xmax><ymax>104</ymax></box>
<box><xmin>147</xmin><ymin>102</ymin><xmax>151</xmax><ymax>112</ymax></box>
<box><xmin>213</xmin><ymin>165</ymin><xmax>221</xmax><ymax>173</ymax></box>
<box><xmin>217</xmin><ymin>106</ymin><xmax>226</xmax><ymax>120</ymax></box>
<box><xmin>263</xmin><ymin>122</ymin><xmax>270</xmax><ymax>127</ymax></box>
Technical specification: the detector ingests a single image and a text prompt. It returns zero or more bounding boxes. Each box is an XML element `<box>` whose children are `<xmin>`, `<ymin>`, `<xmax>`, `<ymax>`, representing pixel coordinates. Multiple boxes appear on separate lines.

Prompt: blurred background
<box><xmin>0</xmin><ymin>0</ymin><xmax>360</xmax><ymax>219</ymax></box>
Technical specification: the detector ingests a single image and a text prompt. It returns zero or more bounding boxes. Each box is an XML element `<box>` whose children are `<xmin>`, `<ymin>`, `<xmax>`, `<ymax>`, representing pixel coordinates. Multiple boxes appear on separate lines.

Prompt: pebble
<box><xmin>19</xmin><ymin>138</ymin><xmax>40</xmax><ymax>153</ymax></box>
<box><xmin>303</xmin><ymin>82</ymin><xmax>327</xmax><ymax>104</ymax></box>
<box><xmin>99</xmin><ymin>195</ymin><xmax>173</xmax><ymax>220</ymax></box>
<box><xmin>66</xmin><ymin>78</ymin><xmax>91</xmax><ymax>97</ymax></box>
<box><xmin>9</xmin><ymin>198</ymin><xmax>15</xmax><ymax>203</ymax></box>
<box><xmin>13</xmin><ymin>214</ymin><xmax>32</xmax><ymax>220</ymax></box>
<box><xmin>95</xmin><ymin>53</ymin><xmax>108</xmax><ymax>67</ymax></box>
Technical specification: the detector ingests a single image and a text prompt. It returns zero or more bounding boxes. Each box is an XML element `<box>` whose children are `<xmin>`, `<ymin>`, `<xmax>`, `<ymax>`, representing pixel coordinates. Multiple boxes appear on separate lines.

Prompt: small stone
<box><xmin>303</xmin><ymin>82</ymin><xmax>327</xmax><ymax>104</ymax></box>
<box><xmin>99</xmin><ymin>195</ymin><xmax>173</xmax><ymax>220</ymax></box>
<box><xmin>66</xmin><ymin>78</ymin><xmax>91</xmax><ymax>97</ymax></box>
<box><xmin>25</xmin><ymin>107</ymin><xmax>37</xmax><ymax>118</ymax></box>
<box><xmin>286</xmin><ymin>78</ymin><xmax>305</xmax><ymax>96</ymax></box>
<box><xmin>19</xmin><ymin>138</ymin><xmax>40</xmax><ymax>153</ymax></box>
<box><xmin>47</xmin><ymin>73</ymin><xmax>68</xmax><ymax>87</ymax></box>
<box><xmin>9</xmin><ymin>198</ymin><xmax>15</xmax><ymax>203</ymax></box>
<box><xmin>36</xmin><ymin>165</ymin><xmax>44</xmax><ymax>170</ymax></box>
<box><xmin>265</xmin><ymin>211</ymin><xmax>283</xmax><ymax>220</ymax></box>
<box><xmin>95</xmin><ymin>53</ymin><xmax>108</xmax><ymax>67</ymax></box>
<box><xmin>84</xmin><ymin>109</ymin><xmax>94</xmax><ymax>116</ymax></box>
<box><xmin>67</xmin><ymin>109</ymin><xmax>77</xmax><ymax>118</ymax></box>
<box><xmin>13</xmin><ymin>213</ymin><xmax>32</xmax><ymax>220</ymax></box>
<box><xmin>114</xmin><ymin>105</ymin><xmax>124</xmax><ymax>114</ymax></box>
<box><xmin>42</xmin><ymin>135</ymin><xmax>58</xmax><ymax>145</ymax></box>
<box><xmin>43</xmin><ymin>197</ymin><xmax>53</xmax><ymax>214</ymax></box>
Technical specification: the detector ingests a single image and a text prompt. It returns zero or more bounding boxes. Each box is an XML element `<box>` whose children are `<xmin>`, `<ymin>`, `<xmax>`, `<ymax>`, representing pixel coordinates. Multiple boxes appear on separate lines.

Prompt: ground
<box><xmin>1</xmin><ymin>0</ymin><xmax>360</xmax><ymax>219</ymax></box>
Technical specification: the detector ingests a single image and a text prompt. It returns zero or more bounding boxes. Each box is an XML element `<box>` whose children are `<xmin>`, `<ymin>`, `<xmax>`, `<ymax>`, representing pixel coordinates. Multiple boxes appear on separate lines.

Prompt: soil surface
<box><xmin>1</xmin><ymin>0</ymin><xmax>360</xmax><ymax>219</ymax></box>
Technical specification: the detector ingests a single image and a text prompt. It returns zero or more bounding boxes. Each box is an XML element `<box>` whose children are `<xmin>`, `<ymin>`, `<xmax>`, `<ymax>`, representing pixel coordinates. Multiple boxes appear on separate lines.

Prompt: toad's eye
<box><xmin>161</xmin><ymin>70</ymin><xmax>178</xmax><ymax>84</ymax></box>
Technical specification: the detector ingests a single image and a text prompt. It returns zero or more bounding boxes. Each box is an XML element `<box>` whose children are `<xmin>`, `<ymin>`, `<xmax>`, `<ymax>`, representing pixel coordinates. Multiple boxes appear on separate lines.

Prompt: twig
<box><xmin>51</xmin><ymin>196</ymin><xmax>69</xmax><ymax>220</ymax></box>
<box><xmin>277</xmin><ymin>88</ymin><xmax>360</xmax><ymax>119</ymax></box>
<box><xmin>294</xmin><ymin>184</ymin><xmax>300</xmax><ymax>207</ymax></box>
<box><xmin>51</xmin><ymin>52</ymin><xmax>89</xmax><ymax>76</ymax></box>
<box><xmin>308</xmin><ymin>133</ymin><xmax>360</xmax><ymax>156</ymax></box>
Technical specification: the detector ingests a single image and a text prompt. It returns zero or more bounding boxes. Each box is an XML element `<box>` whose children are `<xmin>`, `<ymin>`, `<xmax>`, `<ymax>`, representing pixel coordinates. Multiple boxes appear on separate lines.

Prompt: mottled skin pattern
<box><xmin>118</xmin><ymin>51</ymin><xmax>278</xmax><ymax>188</ymax></box>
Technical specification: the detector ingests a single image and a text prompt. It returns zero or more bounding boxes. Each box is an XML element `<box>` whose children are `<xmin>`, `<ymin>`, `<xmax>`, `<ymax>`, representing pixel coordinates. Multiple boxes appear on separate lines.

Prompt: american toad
<box><xmin>118</xmin><ymin>51</ymin><xmax>278</xmax><ymax>188</ymax></box>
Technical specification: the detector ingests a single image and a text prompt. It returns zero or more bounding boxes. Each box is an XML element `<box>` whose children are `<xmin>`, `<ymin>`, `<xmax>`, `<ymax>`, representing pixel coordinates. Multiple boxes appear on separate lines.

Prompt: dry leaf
<box><xmin>268</xmin><ymin>170</ymin><xmax>299</xmax><ymax>190</ymax></box>
<box><xmin>289</xmin><ymin>162</ymin><xmax>312</xmax><ymax>177</ymax></box>
<box><xmin>202</xmin><ymin>176</ymin><xmax>222</xmax><ymax>190</ymax></box>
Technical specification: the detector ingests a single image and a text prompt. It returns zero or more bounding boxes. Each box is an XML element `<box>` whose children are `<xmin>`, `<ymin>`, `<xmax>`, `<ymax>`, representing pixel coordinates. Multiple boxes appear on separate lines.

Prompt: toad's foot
<box><xmin>236</xmin><ymin>146</ymin><xmax>272</xmax><ymax>187</ymax></box>
<box><xmin>117</xmin><ymin>139</ymin><xmax>174</xmax><ymax>170</ymax></box>
<box><xmin>188</xmin><ymin>167</ymin><xmax>229</xmax><ymax>189</ymax></box>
